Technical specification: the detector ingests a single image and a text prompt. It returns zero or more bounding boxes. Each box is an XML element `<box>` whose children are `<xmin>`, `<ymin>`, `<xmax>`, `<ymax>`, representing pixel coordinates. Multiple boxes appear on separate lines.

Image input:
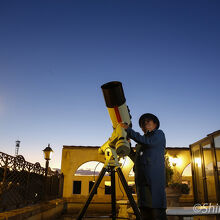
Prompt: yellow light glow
<box><xmin>43</xmin><ymin>150</ymin><xmax>53</xmax><ymax>160</ymax></box>
<box><xmin>195</xmin><ymin>157</ymin><xmax>201</xmax><ymax>167</ymax></box>
<box><xmin>105</xmin><ymin>181</ymin><xmax>111</xmax><ymax>186</ymax></box>
<box><xmin>128</xmin><ymin>181</ymin><xmax>135</xmax><ymax>186</ymax></box>
<box><xmin>169</xmin><ymin>156</ymin><xmax>182</xmax><ymax>167</ymax></box>
<box><xmin>129</xmin><ymin>169</ymin><xmax>135</xmax><ymax>177</ymax></box>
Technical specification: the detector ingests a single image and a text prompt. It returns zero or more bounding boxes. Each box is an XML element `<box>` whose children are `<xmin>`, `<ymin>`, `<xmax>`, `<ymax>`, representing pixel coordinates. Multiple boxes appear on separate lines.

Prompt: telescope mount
<box><xmin>76</xmin><ymin>147</ymin><xmax>142</xmax><ymax>220</ymax></box>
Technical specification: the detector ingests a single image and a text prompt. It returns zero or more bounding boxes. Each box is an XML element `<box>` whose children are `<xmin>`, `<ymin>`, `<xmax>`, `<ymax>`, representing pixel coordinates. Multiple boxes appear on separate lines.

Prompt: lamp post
<box><xmin>43</xmin><ymin>144</ymin><xmax>53</xmax><ymax>201</ymax></box>
<box><xmin>43</xmin><ymin>144</ymin><xmax>53</xmax><ymax>177</ymax></box>
<box><xmin>15</xmin><ymin>140</ymin><xmax>21</xmax><ymax>156</ymax></box>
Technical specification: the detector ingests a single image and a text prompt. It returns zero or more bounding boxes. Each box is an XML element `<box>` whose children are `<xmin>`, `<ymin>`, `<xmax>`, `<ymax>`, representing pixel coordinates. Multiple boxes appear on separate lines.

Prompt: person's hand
<box><xmin>119</xmin><ymin>122</ymin><xmax>129</xmax><ymax>129</ymax></box>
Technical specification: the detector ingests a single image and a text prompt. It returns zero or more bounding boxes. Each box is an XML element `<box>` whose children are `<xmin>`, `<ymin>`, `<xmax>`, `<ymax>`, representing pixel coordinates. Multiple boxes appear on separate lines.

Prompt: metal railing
<box><xmin>0</xmin><ymin>152</ymin><xmax>63</xmax><ymax>212</ymax></box>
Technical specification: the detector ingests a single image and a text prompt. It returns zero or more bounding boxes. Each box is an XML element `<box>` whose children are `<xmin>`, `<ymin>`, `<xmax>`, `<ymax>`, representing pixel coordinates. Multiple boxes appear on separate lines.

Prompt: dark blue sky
<box><xmin>0</xmin><ymin>1</ymin><xmax>219</xmax><ymax>168</ymax></box>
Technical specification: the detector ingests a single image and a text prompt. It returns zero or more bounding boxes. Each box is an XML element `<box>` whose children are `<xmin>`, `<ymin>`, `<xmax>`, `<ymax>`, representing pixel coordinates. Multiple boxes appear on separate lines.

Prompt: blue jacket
<box><xmin>126</xmin><ymin>127</ymin><xmax>167</xmax><ymax>208</ymax></box>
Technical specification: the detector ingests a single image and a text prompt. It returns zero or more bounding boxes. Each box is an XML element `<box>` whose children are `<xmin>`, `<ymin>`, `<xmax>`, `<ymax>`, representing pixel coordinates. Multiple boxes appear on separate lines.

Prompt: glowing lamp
<box><xmin>43</xmin><ymin>144</ymin><xmax>53</xmax><ymax>160</ymax></box>
<box><xmin>195</xmin><ymin>157</ymin><xmax>201</xmax><ymax>168</ymax></box>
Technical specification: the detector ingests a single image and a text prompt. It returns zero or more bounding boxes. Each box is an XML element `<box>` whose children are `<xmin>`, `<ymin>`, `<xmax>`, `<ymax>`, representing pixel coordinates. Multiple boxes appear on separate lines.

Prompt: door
<box><xmin>202</xmin><ymin>141</ymin><xmax>217</xmax><ymax>202</ymax></box>
<box><xmin>191</xmin><ymin>144</ymin><xmax>205</xmax><ymax>202</ymax></box>
<box><xmin>214</xmin><ymin>134</ymin><xmax>220</xmax><ymax>201</ymax></box>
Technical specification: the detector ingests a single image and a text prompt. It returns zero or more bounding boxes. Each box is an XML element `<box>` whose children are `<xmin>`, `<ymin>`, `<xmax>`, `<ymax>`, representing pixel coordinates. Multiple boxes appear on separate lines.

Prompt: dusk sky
<box><xmin>0</xmin><ymin>1</ymin><xmax>219</xmax><ymax>169</ymax></box>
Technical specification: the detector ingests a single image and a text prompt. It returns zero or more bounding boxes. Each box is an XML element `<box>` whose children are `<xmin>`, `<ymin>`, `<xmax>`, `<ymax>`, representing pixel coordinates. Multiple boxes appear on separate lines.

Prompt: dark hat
<box><xmin>139</xmin><ymin>113</ymin><xmax>160</xmax><ymax>129</ymax></box>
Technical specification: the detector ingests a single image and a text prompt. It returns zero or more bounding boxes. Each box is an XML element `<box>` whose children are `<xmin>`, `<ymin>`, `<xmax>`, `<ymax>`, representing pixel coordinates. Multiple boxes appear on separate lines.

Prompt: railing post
<box><xmin>59</xmin><ymin>173</ymin><xmax>64</xmax><ymax>198</ymax></box>
<box><xmin>0</xmin><ymin>154</ymin><xmax>8</xmax><ymax>211</ymax></box>
<box><xmin>25</xmin><ymin>165</ymin><xmax>31</xmax><ymax>204</ymax></box>
<box><xmin>0</xmin><ymin>155</ymin><xmax>8</xmax><ymax>194</ymax></box>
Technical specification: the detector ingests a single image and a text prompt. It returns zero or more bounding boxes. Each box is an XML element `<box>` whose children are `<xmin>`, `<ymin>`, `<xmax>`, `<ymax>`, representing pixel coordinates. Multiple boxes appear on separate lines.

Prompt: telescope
<box><xmin>77</xmin><ymin>81</ymin><xmax>141</xmax><ymax>220</ymax></box>
<box><xmin>99</xmin><ymin>81</ymin><xmax>132</xmax><ymax>157</ymax></box>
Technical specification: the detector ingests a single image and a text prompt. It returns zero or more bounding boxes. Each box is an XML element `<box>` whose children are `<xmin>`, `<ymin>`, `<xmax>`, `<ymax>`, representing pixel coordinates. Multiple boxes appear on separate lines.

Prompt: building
<box><xmin>61</xmin><ymin>145</ymin><xmax>193</xmax><ymax>208</ymax></box>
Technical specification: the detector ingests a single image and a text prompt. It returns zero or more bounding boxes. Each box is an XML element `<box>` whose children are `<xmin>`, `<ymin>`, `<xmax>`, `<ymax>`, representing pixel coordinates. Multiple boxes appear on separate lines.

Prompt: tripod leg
<box><xmin>76</xmin><ymin>167</ymin><xmax>107</xmax><ymax>220</ymax></box>
<box><xmin>110</xmin><ymin>166</ymin><xmax>116</xmax><ymax>220</ymax></box>
<box><xmin>117</xmin><ymin>167</ymin><xmax>142</xmax><ymax>220</ymax></box>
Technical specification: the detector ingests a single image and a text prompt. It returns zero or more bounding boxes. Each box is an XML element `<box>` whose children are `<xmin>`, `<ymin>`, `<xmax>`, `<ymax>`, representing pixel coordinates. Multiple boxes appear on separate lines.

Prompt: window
<box><xmin>73</xmin><ymin>181</ymin><xmax>81</xmax><ymax>194</ymax></box>
<box><xmin>128</xmin><ymin>181</ymin><xmax>136</xmax><ymax>194</ymax></box>
<box><xmin>75</xmin><ymin>161</ymin><xmax>104</xmax><ymax>176</ymax></box>
<box><xmin>105</xmin><ymin>181</ymin><xmax>111</xmax><ymax>194</ymax></box>
<box><xmin>182</xmin><ymin>163</ymin><xmax>192</xmax><ymax>177</ymax></box>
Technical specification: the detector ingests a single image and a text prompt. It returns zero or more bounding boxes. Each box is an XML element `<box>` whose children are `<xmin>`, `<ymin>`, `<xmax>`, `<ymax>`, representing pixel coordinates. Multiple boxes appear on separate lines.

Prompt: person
<box><xmin>120</xmin><ymin>113</ymin><xmax>167</xmax><ymax>220</ymax></box>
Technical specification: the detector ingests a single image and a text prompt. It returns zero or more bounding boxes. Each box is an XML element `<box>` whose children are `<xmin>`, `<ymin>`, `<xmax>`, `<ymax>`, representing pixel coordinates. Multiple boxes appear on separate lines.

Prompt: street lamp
<box><xmin>43</xmin><ymin>144</ymin><xmax>53</xmax><ymax>177</ymax></box>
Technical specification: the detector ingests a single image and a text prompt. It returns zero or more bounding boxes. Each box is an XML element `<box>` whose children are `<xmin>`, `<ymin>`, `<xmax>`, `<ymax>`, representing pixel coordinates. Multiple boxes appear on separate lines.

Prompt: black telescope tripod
<box><xmin>76</xmin><ymin>164</ymin><xmax>142</xmax><ymax>220</ymax></box>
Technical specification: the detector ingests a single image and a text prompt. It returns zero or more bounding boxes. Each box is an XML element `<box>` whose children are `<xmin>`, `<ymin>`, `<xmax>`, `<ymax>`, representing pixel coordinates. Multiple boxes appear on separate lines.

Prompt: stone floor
<box><xmin>59</xmin><ymin>214</ymin><xmax>128</xmax><ymax>219</ymax></box>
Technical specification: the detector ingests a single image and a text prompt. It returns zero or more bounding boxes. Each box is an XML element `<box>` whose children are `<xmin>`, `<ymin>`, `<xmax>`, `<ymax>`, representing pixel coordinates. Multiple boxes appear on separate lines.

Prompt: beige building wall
<box><xmin>61</xmin><ymin>145</ymin><xmax>193</xmax><ymax>201</ymax></box>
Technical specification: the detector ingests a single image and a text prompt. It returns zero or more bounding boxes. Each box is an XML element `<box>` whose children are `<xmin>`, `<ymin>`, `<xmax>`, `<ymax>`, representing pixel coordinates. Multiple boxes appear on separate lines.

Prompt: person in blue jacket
<box><xmin>120</xmin><ymin>113</ymin><xmax>167</xmax><ymax>220</ymax></box>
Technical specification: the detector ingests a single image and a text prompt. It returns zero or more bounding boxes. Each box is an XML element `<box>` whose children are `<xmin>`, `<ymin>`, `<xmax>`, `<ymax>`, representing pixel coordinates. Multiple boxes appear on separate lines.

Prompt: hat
<box><xmin>139</xmin><ymin>113</ymin><xmax>160</xmax><ymax>129</ymax></box>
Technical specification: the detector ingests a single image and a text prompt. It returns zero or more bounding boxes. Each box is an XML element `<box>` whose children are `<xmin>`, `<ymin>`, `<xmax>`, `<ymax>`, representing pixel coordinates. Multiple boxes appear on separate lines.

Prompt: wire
<box><xmin>93</xmin><ymin>162</ymin><xmax>105</xmax><ymax>190</ymax></box>
<box><xmin>93</xmin><ymin>162</ymin><xmax>101</xmax><ymax>182</ymax></box>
